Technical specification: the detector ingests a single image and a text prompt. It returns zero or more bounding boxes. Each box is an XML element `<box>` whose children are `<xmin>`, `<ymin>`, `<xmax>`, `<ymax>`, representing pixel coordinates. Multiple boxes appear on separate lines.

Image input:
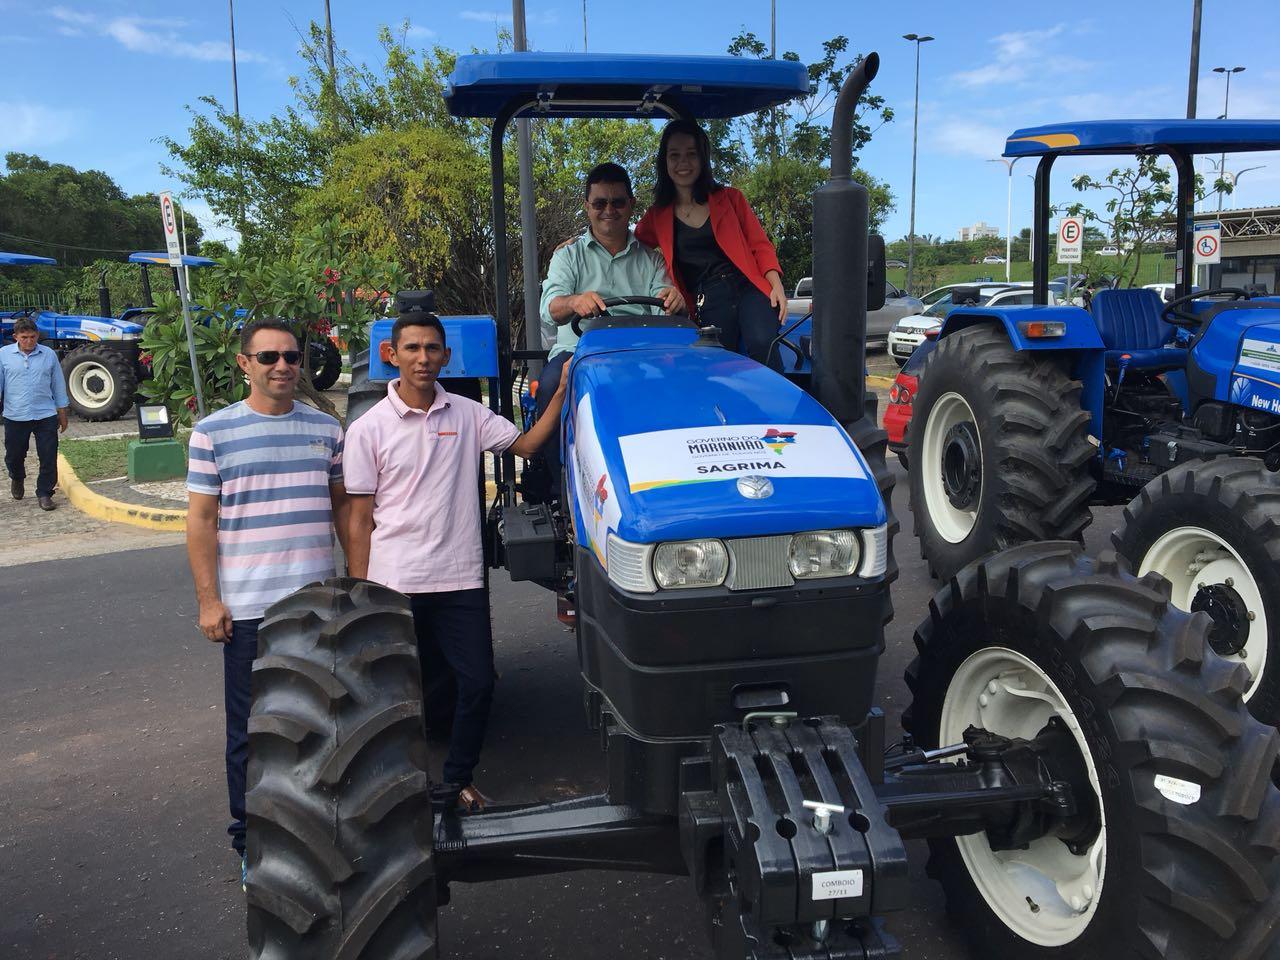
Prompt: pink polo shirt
<box><xmin>343</xmin><ymin>380</ymin><xmax>520</xmax><ymax>594</ymax></box>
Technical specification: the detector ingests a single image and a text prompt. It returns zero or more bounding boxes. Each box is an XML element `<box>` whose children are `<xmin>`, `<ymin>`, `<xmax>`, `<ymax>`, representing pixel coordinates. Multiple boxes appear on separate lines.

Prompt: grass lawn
<box><xmin>61</xmin><ymin>433</ymin><xmax>190</xmax><ymax>482</ymax></box>
<box><xmin>890</xmin><ymin>258</ymin><xmax>1175</xmax><ymax>296</ymax></box>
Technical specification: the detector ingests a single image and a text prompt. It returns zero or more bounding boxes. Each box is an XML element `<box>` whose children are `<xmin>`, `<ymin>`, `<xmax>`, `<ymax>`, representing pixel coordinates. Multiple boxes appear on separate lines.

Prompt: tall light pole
<box><xmin>903</xmin><ymin>33</ymin><xmax>933</xmax><ymax>295</ymax></box>
<box><xmin>986</xmin><ymin>157</ymin><xmax>1020</xmax><ymax>282</ymax></box>
<box><xmin>228</xmin><ymin>0</ymin><xmax>244</xmax><ymax>235</ymax></box>
<box><xmin>1213</xmin><ymin>66</ymin><xmax>1245</xmax><ymax>211</ymax></box>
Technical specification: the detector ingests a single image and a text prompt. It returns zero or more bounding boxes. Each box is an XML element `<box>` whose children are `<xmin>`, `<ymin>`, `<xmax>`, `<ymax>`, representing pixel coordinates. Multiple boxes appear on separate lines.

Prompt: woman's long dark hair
<box><xmin>653</xmin><ymin>119</ymin><xmax>722</xmax><ymax>207</ymax></box>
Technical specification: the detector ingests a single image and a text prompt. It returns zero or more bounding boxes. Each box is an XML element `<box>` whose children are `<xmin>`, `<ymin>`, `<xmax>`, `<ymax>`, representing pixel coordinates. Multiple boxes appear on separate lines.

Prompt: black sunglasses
<box><xmin>588</xmin><ymin>197</ymin><xmax>630</xmax><ymax>211</ymax></box>
<box><xmin>248</xmin><ymin>350</ymin><xmax>302</xmax><ymax>366</ymax></box>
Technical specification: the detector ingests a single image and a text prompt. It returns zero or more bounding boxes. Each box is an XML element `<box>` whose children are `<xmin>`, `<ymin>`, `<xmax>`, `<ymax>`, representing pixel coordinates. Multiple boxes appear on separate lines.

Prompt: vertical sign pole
<box><xmin>176</xmin><ymin>267</ymin><xmax>206</xmax><ymax>419</ymax></box>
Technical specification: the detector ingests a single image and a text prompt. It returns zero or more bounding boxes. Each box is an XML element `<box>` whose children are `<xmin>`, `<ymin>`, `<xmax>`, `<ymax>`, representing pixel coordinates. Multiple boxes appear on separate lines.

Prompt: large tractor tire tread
<box><xmin>903</xmin><ymin>542</ymin><xmax>1280</xmax><ymax>959</ymax></box>
<box><xmin>907</xmin><ymin>325</ymin><xmax>1096</xmax><ymax>580</ymax></box>
<box><xmin>61</xmin><ymin>345</ymin><xmax>137</xmax><ymax>421</ymax></box>
<box><xmin>247</xmin><ymin>577</ymin><xmax>436</xmax><ymax>960</ymax></box>
<box><xmin>1113</xmin><ymin>456</ymin><xmax>1280</xmax><ymax>729</ymax></box>
<box><xmin>309</xmin><ymin>339</ymin><xmax>344</xmax><ymax>392</ymax></box>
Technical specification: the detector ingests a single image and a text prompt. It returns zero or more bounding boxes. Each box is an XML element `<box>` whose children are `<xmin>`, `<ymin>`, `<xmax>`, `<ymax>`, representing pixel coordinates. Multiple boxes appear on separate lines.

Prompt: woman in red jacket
<box><xmin>636</xmin><ymin>119</ymin><xmax>788</xmax><ymax>370</ymax></box>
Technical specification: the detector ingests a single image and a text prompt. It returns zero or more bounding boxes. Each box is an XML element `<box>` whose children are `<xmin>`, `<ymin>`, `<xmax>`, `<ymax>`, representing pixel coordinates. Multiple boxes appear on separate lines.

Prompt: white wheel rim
<box><xmin>68</xmin><ymin>361</ymin><xmax>115</xmax><ymax>409</ymax></box>
<box><xmin>941</xmin><ymin>647</ymin><xmax>1106</xmax><ymax>946</ymax></box>
<box><xmin>1140</xmin><ymin>526</ymin><xmax>1268</xmax><ymax>701</ymax></box>
<box><xmin>921</xmin><ymin>391</ymin><xmax>981</xmax><ymax>543</ymax></box>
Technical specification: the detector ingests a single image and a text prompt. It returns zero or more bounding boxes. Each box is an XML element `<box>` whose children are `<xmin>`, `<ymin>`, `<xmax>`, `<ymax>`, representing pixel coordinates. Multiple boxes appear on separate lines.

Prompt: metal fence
<box><xmin>0</xmin><ymin>291</ymin><xmax>80</xmax><ymax>313</ymax></box>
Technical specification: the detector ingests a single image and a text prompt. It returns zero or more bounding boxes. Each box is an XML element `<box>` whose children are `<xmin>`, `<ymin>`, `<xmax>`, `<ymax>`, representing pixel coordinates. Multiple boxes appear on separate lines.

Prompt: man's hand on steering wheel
<box><xmin>659</xmin><ymin>286</ymin><xmax>685</xmax><ymax>315</ymax></box>
<box><xmin>567</xmin><ymin>291</ymin><xmax>608</xmax><ymax>319</ymax></box>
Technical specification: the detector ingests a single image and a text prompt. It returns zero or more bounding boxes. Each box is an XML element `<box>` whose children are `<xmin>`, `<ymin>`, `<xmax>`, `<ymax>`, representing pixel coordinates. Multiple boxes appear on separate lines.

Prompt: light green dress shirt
<box><xmin>538</xmin><ymin>229</ymin><xmax>673</xmax><ymax>359</ymax></box>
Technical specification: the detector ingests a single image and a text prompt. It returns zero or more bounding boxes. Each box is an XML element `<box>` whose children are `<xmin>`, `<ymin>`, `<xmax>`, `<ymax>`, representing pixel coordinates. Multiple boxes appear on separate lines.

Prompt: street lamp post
<box><xmin>987</xmin><ymin>157</ymin><xmax>1020</xmax><ymax>282</ymax></box>
<box><xmin>903</xmin><ymin>33</ymin><xmax>934</xmax><ymax>296</ymax></box>
<box><xmin>1212</xmin><ymin>65</ymin><xmax>1245</xmax><ymax>212</ymax></box>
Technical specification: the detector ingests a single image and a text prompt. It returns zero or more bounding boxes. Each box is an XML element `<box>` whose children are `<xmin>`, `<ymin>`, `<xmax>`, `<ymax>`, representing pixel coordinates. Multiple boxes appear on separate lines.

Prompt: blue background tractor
<box><xmin>906</xmin><ymin>120</ymin><xmax>1280</xmax><ymax>728</ymax></box>
<box><xmin>246</xmin><ymin>61</ymin><xmax>1280</xmax><ymax>960</ymax></box>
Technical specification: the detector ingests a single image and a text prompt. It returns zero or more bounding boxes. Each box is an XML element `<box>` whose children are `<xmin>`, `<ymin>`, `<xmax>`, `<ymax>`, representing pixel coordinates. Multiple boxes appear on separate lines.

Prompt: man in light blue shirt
<box><xmin>1</xmin><ymin>317</ymin><xmax>69</xmax><ymax>510</ymax></box>
<box><xmin>535</xmin><ymin>162</ymin><xmax>684</xmax><ymax>495</ymax></box>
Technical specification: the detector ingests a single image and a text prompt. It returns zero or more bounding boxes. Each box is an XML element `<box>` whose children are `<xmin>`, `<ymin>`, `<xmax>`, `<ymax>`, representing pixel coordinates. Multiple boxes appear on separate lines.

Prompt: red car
<box><xmin>883</xmin><ymin>336</ymin><xmax>936</xmax><ymax>470</ymax></box>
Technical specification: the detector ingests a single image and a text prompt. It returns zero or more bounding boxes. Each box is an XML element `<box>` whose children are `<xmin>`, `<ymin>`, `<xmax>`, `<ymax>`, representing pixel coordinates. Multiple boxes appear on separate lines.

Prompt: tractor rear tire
<box><xmin>1113</xmin><ymin>457</ymin><xmax>1280</xmax><ymax>729</ymax></box>
<box><xmin>61</xmin><ymin>345</ymin><xmax>137</xmax><ymax>421</ymax></box>
<box><xmin>346</xmin><ymin>349</ymin><xmax>382</xmax><ymax>426</ymax></box>
<box><xmin>905</xmin><ymin>543</ymin><xmax>1280</xmax><ymax>959</ymax></box>
<box><xmin>845</xmin><ymin>396</ymin><xmax>899</xmax><ymax>623</ymax></box>
<box><xmin>907</xmin><ymin>325</ymin><xmax>1095</xmax><ymax>580</ymax></box>
<box><xmin>309</xmin><ymin>339</ymin><xmax>343</xmax><ymax>392</ymax></box>
<box><xmin>246</xmin><ymin>578</ymin><xmax>438</xmax><ymax>960</ymax></box>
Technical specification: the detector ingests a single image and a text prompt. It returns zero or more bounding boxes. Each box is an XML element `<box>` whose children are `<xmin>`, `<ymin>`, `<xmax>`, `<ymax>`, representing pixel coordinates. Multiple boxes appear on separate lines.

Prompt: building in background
<box><xmin>1193</xmin><ymin>207</ymin><xmax>1280</xmax><ymax>294</ymax></box>
<box><xmin>957</xmin><ymin>221</ymin><xmax>1000</xmax><ymax>242</ymax></box>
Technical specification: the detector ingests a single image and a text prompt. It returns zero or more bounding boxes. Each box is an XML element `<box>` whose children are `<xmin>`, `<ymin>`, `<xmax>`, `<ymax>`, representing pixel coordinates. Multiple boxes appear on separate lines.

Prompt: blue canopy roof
<box><xmin>129</xmin><ymin>252</ymin><xmax>218</xmax><ymax>267</ymax></box>
<box><xmin>0</xmin><ymin>251</ymin><xmax>57</xmax><ymax>266</ymax></box>
<box><xmin>445</xmin><ymin>53</ymin><xmax>809</xmax><ymax>119</ymax></box>
<box><xmin>1004</xmin><ymin>119</ymin><xmax>1280</xmax><ymax>158</ymax></box>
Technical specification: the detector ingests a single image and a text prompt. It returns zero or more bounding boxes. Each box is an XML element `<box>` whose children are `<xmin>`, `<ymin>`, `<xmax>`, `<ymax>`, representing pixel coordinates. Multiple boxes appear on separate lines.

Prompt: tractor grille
<box><xmin>725</xmin><ymin>535</ymin><xmax>794</xmax><ymax>591</ymax></box>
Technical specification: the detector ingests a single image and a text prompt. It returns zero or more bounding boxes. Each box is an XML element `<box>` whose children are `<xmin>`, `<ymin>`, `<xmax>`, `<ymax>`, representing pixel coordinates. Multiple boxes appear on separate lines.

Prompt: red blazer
<box><xmin>636</xmin><ymin>186</ymin><xmax>782</xmax><ymax>316</ymax></box>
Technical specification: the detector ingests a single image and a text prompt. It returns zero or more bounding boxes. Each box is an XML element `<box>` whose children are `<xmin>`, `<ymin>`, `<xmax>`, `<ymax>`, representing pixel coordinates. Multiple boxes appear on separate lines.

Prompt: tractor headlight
<box><xmin>652</xmin><ymin>539</ymin><xmax>729</xmax><ymax>589</ymax></box>
<box><xmin>788</xmin><ymin>530</ymin><xmax>860</xmax><ymax>579</ymax></box>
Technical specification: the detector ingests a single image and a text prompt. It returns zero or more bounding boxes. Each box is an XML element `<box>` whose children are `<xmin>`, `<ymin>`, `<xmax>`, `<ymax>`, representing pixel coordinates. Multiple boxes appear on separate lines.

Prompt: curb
<box><xmin>867</xmin><ymin>375</ymin><xmax>896</xmax><ymax>389</ymax></box>
<box><xmin>58</xmin><ymin>454</ymin><xmax>188</xmax><ymax>532</ymax></box>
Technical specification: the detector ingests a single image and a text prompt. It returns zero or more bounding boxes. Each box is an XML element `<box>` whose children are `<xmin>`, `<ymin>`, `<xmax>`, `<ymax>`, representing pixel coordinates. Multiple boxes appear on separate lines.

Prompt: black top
<box><xmin>674</xmin><ymin>216</ymin><xmax>733</xmax><ymax>289</ymax></box>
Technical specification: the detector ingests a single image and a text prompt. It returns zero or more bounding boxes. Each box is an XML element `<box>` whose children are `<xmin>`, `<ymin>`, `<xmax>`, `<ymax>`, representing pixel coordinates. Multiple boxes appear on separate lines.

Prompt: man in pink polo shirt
<box><xmin>344</xmin><ymin>306</ymin><xmax>567</xmax><ymax>813</ymax></box>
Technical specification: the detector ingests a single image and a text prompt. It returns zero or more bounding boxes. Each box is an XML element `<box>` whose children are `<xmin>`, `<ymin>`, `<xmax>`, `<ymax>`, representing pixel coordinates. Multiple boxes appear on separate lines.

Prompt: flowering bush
<box><xmin>139</xmin><ymin>298</ymin><xmax>246</xmax><ymax>427</ymax></box>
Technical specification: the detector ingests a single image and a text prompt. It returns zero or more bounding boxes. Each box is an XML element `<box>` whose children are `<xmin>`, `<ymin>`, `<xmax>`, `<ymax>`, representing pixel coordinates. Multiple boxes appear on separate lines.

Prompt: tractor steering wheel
<box><xmin>568</xmin><ymin>296</ymin><xmax>695</xmax><ymax>337</ymax></box>
<box><xmin>1161</xmin><ymin>287</ymin><xmax>1252</xmax><ymax>328</ymax></box>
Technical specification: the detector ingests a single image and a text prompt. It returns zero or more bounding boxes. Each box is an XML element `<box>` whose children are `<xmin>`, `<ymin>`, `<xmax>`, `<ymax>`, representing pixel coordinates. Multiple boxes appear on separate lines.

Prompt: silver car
<box><xmin>786</xmin><ymin>276</ymin><xmax>924</xmax><ymax>347</ymax></box>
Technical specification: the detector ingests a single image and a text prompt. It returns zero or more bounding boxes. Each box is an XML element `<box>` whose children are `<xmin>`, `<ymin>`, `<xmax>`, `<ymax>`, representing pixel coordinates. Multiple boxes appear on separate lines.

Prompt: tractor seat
<box><xmin>1089</xmin><ymin>288</ymin><xmax>1186</xmax><ymax>371</ymax></box>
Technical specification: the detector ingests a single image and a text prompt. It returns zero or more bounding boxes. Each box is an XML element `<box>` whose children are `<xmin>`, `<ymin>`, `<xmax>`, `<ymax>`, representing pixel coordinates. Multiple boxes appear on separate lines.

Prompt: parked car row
<box><xmin>787</xmin><ymin>276</ymin><xmax>923</xmax><ymax>347</ymax></box>
<box><xmin>886</xmin><ymin>282</ymin><xmax>1061</xmax><ymax>366</ymax></box>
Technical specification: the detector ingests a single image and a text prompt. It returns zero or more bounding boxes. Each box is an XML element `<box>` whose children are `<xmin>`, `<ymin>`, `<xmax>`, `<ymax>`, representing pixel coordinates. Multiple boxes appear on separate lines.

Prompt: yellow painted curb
<box><xmin>58</xmin><ymin>453</ymin><xmax>188</xmax><ymax>531</ymax></box>
<box><xmin>866</xmin><ymin>375</ymin><xmax>896</xmax><ymax>389</ymax></box>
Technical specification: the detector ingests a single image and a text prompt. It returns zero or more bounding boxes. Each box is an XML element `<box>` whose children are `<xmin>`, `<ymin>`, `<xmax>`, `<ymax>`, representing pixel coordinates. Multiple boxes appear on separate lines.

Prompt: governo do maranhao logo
<box><xmin>684</xmin><ymin>428</ymin><xmax>799</xmax><ymax>458</ymax></box>
<box><xmin>760</xmin><ymin>428</ymin><xmax>797</xmax><ymax>455</ymax></box>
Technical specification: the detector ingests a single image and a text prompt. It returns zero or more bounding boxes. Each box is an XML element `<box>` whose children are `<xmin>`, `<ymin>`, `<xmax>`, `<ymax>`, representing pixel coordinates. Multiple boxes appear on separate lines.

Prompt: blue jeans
<box><xmin>697</xmin><ymin>269</ymin><xmax>784</xmax><ymax>371</ymax></box>
<box><xmin>409</xmin><ymin>589</ymin><xmax>495</xmax><ymax>786</ymax></box>
<box><xmin>222</xmin><ymin>618</ymin><xmax>261</xmax><ymax>857</ymax></box>
<box><xmin>3</xmin><ymin>415</ymin><xmax>59</xmax><ymax>498</ymax></box>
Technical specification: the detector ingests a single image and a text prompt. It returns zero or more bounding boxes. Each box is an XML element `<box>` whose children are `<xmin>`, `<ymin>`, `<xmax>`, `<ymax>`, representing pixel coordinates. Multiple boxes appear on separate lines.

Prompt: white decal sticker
<box><xmin>812</xmin><ymin>869</ymin><xmax>864</xmax><ymax>901</ymax></box>
<box><xmin>1240</xmin><ymin>338</ymin><xmax>1280</xmax><ymax>376</ymax></box>
<box><xmin>570</xmin><ymin>393</ymin><xmax>621</xmax><ymax>569</ymax></box>
<box><xmin>617</xmin><ymin>424</ymin><xmax>864</xmax><ymax>493</ymax></box>
<box><xmin>1154</xmin><ymin>774</ymin><xmax>1201</xmax><ymax>806</ymax></box>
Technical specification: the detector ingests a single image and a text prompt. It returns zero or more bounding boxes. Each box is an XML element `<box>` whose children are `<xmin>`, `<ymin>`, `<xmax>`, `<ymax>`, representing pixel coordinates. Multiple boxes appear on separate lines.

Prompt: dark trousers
<box><xmin>409</xmin><ymin>588</ymin><xmax>495</xmax><ymax>786</ymax></box>
<box><xmin>534</xmin><ymin>351</ymin><xmax>571</xmax><ymax>501</ymax></box>
<box><xmin>222</xmin><ymin>618</ymin><xmax>261</xmax><ymax>857</ymax></box>
<box><xmin>3</xmin><ymin>415</ymin><xmax>59</xmax><ymax>498</ymax></box>
<box><xmin>697</xmin><ymin>270</ymin><xmax>784</xmax><ymax>372</ymax></box>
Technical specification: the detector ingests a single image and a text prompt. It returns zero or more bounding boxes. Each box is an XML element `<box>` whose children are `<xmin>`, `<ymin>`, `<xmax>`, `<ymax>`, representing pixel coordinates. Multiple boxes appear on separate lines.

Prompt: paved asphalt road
<box><xmin>1</xmin><ymin>459</ymin><xmax>1125</xmax><ymax>960</ymax></box>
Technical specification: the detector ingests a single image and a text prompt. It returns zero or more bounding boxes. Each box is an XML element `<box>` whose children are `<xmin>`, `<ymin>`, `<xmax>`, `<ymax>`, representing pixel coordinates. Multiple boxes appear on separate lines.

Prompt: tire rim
<box><xmin>941</xmin><ymin>647</ymin><xmax>1107</xmax><ymax>946</ymax></box>
<box><xmin>922</xmin><ymin>391</ymin><xmax>981</xmax><ymax>543</ymax></box>
<box><xmin>1139</xmin><ymin>526</ymin><xmax>1267</xmax><ymax>701</ymax></box>
<box><xmin>68</xmin><ymin>361</ymin><xmax>115</xmax><ymax>410</ymax></box>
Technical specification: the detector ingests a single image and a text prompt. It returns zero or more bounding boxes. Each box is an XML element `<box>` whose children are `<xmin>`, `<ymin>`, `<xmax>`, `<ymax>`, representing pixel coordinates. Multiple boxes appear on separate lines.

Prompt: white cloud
<box><xmin>460</xmin><ymin>10</ymin><xmax>512</xmax><ymax>23</ymax></box>
<box><xmin>953</xmin><ymin>25</ymin><xmax>1091</xmax><ymax>89</ymax></box>
<box><xmin>0</xmin><ymin>101</ymin><xmax>76</xmax><ymax>149</ymax></box>
<box><xmin>49</xmin><ymin>8</ymin><xmax>269</xmax><ymax>63</ymax></box>
<box><xmin>406</xmin><ymin>24</ymin><xmax>436</xmax><ymax>39</ymax></box>
<box><xmin>934</xmin><ymin>120</ymin><xmax>1008</xmax><ymax>160</ymax></box>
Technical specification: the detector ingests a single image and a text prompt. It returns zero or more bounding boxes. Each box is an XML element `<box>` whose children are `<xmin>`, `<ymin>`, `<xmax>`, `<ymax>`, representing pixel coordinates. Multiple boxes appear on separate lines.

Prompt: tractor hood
<box><xmin>1221</xmin><ymin>303</ymin><xmax>1280</xmax><ymax>414</ymax></box>
<box><xmin>565</xmin><ymin>327</ymin><xmax>885</xmax><ymax>554</ymax></box>
<box><xmin>37</xmin><ymin>310</ymin><xmax>144</xmax><ymax>340</ymax></box>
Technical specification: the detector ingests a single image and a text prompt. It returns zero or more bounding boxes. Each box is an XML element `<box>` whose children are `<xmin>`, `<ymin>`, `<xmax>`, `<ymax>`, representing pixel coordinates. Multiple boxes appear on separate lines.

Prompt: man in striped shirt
<box><xmin>184</xmin><ymin>317</ymin><xmax>349</xmax><ymax>884</ymax></box>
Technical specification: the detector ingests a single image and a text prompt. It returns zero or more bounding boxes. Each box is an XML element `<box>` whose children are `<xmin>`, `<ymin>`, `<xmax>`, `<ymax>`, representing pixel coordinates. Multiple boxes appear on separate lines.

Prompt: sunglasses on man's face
<box><xmin>247</xmin><ymin>350</ymin><xmax>302</xmax><ymax>366</ymax></box>
<box><xmin>588</xmin><ymin>197</ymin><xmax>630</xmax><ymax>211</ymax></box>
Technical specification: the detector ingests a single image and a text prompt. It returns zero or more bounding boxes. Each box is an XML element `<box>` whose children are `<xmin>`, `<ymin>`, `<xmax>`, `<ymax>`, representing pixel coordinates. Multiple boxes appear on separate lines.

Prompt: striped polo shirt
<box><xmin>186</xmin><ymin>400</ymin><xmax>344</xmax><ymax>621</ymax></box>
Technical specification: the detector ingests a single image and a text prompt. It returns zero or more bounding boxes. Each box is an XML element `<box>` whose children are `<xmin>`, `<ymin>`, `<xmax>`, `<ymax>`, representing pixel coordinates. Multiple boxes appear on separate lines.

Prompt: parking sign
<box><xmin>158</xmin><ymin>192</ymin><xmax>183</xmax><ymax>267</ymax></box>
<box><xmin>1057</xmin><ymin>217</ymin><xmax>1083</xmax><ymax>264</ymax></box>
<box><xmin>1194</xmin><ymin>221</ymin><xmax>1222</xmax><ymax>265</ymax></box>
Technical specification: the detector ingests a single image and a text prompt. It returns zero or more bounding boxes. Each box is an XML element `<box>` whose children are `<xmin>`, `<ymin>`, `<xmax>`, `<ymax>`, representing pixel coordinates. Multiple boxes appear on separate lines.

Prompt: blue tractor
<box><xmin>246</xmin><ymin>59</ymin><xmax>1280</xmax><ymax>960</ymax></box>
<box><xmin>906</xmin><ymin>121</ymin><xmax>1280</xmax><ymax>728</ymax></box>
<box><xmin>0</xmin><ymin>251</ymin><xmax>150</xmax><ymax>420</ymax></box>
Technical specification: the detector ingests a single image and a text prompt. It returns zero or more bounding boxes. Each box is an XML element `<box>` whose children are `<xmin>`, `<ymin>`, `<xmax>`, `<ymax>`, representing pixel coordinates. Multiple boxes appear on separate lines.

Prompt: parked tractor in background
<box><xmin>247</xmin><ymin>62</ymin><xmax>1280</xmax><ymax>960</ymax></box>
<box><xmin>906</xmin><ymin>120</ymin><xmax>1280</xmax><ymax>729</ymax></box>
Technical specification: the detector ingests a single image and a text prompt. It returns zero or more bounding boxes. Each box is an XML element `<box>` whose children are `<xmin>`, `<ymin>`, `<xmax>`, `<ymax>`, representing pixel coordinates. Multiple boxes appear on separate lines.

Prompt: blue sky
<box><xmin>2</xmin><ymin>0</ymin><xmax>1278</xmax><ymax>250</ymax></box>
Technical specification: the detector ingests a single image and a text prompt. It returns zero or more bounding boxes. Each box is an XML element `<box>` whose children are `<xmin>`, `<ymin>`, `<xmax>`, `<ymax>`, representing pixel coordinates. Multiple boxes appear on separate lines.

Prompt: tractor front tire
<box><xmin>309</xmin><ymin>339</ymin><xmax>343</xmax><ymax>392</ymax></box>
<box><xmin>246</xmin><ymin>578</ymin><xmax>438</xmax><ymax>960</ymax></box>
<box><xmin>905</xmin><ymin>543</ymin><xmax>1280</xmax><ymax>959</ymax></box>
<box><xmin>61</xmin><ymin>345</ymin><xmax>137</xmax><ymax>421</ymax></box>
<box><xmin>1113</xmin><ymin>457</ymin><xmax>1280</xmax><ymax>729</ymax></box>
<box><xmin>907</xmin><ymin>325</ymin><xmax>1095</xmax><ymax>580</ymax></box>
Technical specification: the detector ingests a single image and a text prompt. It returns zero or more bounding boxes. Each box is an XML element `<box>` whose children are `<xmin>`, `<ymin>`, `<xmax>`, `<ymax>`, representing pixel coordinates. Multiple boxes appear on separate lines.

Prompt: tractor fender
<box><xmin>367</xmin><ymin>314</ymin><xmax>499</xmax><ymax>382</ymax></box>
<box><xmin>937</xmin><ymin>305</ymin><xmax>1108</xmax><ymax>441</ymax></box>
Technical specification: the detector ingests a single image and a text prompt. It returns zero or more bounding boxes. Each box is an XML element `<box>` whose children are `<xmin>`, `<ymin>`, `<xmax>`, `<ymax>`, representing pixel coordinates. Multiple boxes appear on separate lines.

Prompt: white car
<box><xmin>1098</xmin><ymin>245</ymin><xmax>1120</xmax><ymax>257</ymax></box>
<box><xmin>981</xmin><ymin>255</ymin><xmax>1006</xmax><ymax>264</ymax></box>
<box><xmin>887</xmin><ymin>284</ymin><xmax>1059</xmax><ymax>365</ymax></box>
